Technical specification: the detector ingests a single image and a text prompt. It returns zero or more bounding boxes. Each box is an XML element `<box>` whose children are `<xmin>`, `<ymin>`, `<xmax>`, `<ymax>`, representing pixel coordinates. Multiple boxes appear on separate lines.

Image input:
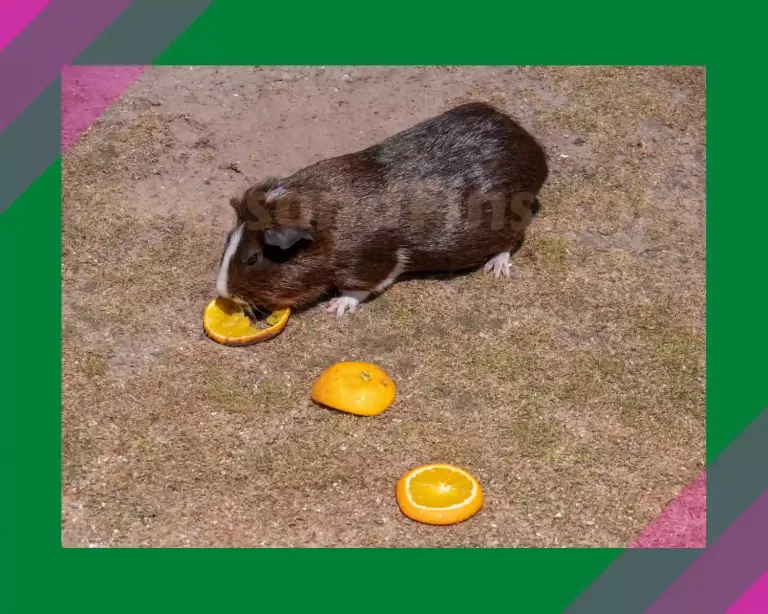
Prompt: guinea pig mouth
<box><xmin>228</xmin><ymin>296</ymin><xmax>276</xmax><ymax>321</ymax></box>
<box><xmin>227</xmin><ymin>295</ymin><xmax>259</xmax><ymax>315</ymax></box>
<box><xmin>243</xmin><ymin>302</ymin><xmax>272</xmax><ymax>321</ymax></box>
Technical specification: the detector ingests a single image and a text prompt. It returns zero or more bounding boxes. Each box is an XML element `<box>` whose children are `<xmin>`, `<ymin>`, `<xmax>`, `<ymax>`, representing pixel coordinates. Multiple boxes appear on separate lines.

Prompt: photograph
<box><xmin>61</xmin><ymin>65</ymin><xmax>705</xmax><ymax>548</ymax></box>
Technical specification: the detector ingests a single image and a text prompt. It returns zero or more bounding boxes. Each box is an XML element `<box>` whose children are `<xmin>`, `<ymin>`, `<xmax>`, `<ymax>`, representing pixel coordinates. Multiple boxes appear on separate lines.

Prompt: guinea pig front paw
<box><xmin>326</xmin><ymin>296</ymin><xmax>359</xmax><ymax>317</ymax></box>
<box><xmin>483</xmin><ymin>251</ymin><xmax>514</xmax><ymax>279</ymax></box>
<box><xmin>325</xmin><ymin>291</ymin><xmax>370</xmax><ymax>317</ymax></box>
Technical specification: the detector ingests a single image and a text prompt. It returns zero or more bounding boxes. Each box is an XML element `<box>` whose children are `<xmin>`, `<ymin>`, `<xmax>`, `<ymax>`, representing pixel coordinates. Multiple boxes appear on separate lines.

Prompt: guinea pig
<box><xmin>215</xmin><ymin>102</ymin><xmax>548</xmax><ymax>317</ymax></box>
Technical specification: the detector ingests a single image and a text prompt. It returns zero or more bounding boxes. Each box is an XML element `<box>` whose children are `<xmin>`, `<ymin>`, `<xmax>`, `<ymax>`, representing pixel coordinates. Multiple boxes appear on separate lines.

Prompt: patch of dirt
<box><xmin>62</xmin><ymin>67</ymin><xmax>705</xmax><ymax>548</ymax></box>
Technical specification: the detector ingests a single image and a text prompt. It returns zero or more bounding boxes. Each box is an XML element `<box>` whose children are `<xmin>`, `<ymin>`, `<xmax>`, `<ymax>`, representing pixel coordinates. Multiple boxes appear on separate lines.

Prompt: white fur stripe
<box><xmin>265</xmin><ymin>186</ymin><xmax>286</xmax><ymax>202</ymax></box>
<box><xmin>373</xmin><ymin>248</ymin><xmax>409</xmax><ymax>293</ymax></box>
<box><xmin>216</xmin><ymin>223</ymin><xmax>245</xmax><ymax>297</ymax></box>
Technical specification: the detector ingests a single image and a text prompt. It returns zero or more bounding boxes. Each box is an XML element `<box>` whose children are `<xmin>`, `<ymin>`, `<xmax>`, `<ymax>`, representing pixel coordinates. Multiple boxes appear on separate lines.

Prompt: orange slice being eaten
<box><xmin>203</xmin><ymin>298</ymin><xmax>290</xmax><ymax>346</ymax></box>
<box><xmin>310</xmin><ymin>361</ymin><xmax>396</xmax><ymax>416</ymax></box>
<box><xmin>396</xmin><ymin>464</ymin><xmax>484</xmax><ymax>525</ymax></box>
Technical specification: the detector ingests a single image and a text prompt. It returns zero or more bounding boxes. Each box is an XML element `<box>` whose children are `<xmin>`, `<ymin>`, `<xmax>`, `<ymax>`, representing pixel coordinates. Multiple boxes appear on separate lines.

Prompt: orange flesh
<box><xmin>396</xmin><ymin>464</ymin><xmax>484</xmax><ymax>525</ymax></box>
<box><xmin>408</xmin><ymin>466</ymin><xmax>475</xmax><ymax>508</ymax></box>
<box><xmin>203</xmin><ymin>298</ymin><xmax>289</xmax><ymax>345</ymax></box>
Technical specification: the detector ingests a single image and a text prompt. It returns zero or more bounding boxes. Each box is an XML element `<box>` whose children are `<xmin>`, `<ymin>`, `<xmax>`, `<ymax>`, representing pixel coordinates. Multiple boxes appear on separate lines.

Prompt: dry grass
<box><xmin>62</xmin><ymin>66</ymin><xmax>705</xmax><ymax>548</ymax></box>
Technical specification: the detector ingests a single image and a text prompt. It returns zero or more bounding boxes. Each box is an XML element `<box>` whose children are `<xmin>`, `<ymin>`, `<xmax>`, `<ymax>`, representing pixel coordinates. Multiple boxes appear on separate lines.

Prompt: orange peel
<box><xmin>396</xmin><ymin>464</ymin><xmax>484</xmax><ymax>525</ymax></box>
<box><xmin>310</xmin><ymin>361</ymin><xmax>396</xmax><ymax>416</ymax></box>
<box><xmin>203</xmin><ymin>298</ymin><xmax>290</xmax><ymax>346</ymax></box>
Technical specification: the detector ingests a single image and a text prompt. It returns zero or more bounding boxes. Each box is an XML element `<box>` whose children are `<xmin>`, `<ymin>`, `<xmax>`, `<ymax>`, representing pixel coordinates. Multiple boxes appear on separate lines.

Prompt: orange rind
<box><xmin>396</xmin><ymin>464</ymin><xmax>484</xmax><ymax>525</ymax></box>
<box><xmin>203</xmin><ymin>298</ymin><xmax>290</xmax><ymax>346</ymax></box>
<box><xmin>310</xmin><ymin>361</ymin><xmax>396</xmax><ymax>416</ymax></box>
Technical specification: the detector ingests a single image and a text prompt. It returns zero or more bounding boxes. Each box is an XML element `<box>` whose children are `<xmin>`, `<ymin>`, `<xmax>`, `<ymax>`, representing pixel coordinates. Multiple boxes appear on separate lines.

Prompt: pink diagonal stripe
<box><xmin>630</xmin><ymin>471</ymin><xmax>706</xmax><ymax>548</ymax></box>
<box><xmin>0</xmin><ymin>0</ymin><xmax>49</xmax><ymax>51</ymax></box>
<box><xmin>62</xmin><ymin>65</ymin><xmax>147</xmax><ymax>152</ymax></box>
<box><xmin>727</xmin><ymin>572</ymin><xmax>768</xmax><ymax>614</ymax></box>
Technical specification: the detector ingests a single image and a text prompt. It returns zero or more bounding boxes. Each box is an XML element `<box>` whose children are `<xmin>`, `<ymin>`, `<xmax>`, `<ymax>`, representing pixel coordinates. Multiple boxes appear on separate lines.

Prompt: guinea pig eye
<box><xmin>244</xmin><ymin>250</ymin><xmax>262</xmax><ymax>267</ymax></box>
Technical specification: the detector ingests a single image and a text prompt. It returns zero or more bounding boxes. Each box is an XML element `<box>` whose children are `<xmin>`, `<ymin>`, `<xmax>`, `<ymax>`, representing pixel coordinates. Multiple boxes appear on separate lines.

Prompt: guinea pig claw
<box><xmin>326</xmin><ymin>295</ymin><xmax>361</xmax><ymax>317</ymax></box>
<box><xmin>484</xmin><ymin>252</ymin><xmax>512</xmax><ymax>279</ymax></box>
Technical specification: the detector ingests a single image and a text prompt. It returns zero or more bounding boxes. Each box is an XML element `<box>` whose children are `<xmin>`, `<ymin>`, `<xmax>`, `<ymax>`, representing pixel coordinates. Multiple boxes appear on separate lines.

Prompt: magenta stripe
<box><xmin>0</xmin><ymin>0</ymin><xmax>49</xmax><ymax>52</ymax></box>
<box><xmin>647</xmin><ymin>490</ymin><xmax>768</xmax><ymax>613</ymax></box>
<box><xmin>62</xmin><ymin>65</ymin><xmax>146</xmax><ymax>152</ymax></box>
<box><xmin>630</xmin><ymin>472</ymin><xmax>706</xmax><ymax>548</ymax></box>
<box><xmin>727</xmin><ymin>572</ymin><xmax>768</xmax><ymax>614</ymax></box>
<box><xmin>0</xmin><ymin>0</ymin><xmax>133</xmax><ymax>133</ymax></box>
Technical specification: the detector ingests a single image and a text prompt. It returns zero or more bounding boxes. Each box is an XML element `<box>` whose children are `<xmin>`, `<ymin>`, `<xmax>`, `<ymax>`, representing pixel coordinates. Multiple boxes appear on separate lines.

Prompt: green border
<box><xmin>4</xmin><ymin>1</ymin><xmax>768</xmax><ymax>612</ymax></box>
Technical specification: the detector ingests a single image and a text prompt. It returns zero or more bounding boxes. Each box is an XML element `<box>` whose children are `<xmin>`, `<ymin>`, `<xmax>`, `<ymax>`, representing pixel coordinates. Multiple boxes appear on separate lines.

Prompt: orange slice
<box><xmin>203</xmin><ymin>298</ymin><xmax>290</xmax><ymax>346</ymax></box>
<box><xmin>396</xmin><ymin>464</ymin><xmax>484</xmax><ymax>525</ymax></box>
<box><xmin>310</xmin><ymin>361</ymin><xmax>396</xmax><ymax>416</ymax></box>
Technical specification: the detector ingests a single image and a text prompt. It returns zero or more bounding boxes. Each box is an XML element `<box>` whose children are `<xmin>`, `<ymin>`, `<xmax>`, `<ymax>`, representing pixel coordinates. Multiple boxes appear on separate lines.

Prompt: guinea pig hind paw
<box><xmin>484</xmin><ymin>252</ymin><xmax>513</xmax><ymax>279</ymax></box>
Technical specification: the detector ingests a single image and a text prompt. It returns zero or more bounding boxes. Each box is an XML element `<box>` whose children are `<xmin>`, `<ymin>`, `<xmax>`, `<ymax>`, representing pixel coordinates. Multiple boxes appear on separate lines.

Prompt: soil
<box><xmin>62</xmin><ymin>66</ymin><xmax>705</xmax><ymax>548</ymax></box>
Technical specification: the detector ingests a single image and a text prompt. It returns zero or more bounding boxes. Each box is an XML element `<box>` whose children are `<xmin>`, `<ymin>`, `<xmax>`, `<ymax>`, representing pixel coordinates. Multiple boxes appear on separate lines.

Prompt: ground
<box><xmin>61</xmin><ymin>66</ymin><xmax>705</xmax><ymax>548</ymax></box>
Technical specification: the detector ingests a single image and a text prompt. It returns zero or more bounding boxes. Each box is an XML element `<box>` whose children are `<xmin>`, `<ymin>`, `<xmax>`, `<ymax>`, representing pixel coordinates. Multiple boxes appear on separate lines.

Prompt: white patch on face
<box><xmin>265</xmin><ymin>186</ymin><xmax>286</xmax><ymax>203</ymax></box>
<box><xmin>216</xmin><ymin>223</ymin><xmax>245</xmax><ymax>298</ymax></box>
<box><xmin>373</xmin><ymin>248</ymin><xmax>409</xmax><ymax>293</ymax></box>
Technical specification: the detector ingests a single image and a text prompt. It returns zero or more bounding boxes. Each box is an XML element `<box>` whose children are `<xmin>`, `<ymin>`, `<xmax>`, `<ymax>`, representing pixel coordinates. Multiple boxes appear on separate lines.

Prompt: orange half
<box><xmin>203</xmin><ymin>298</ymin><xmax>290</xmax><ymax>346</ymax></box>
<box><xmin>310</xmin><ymin>361</ymin><xmax>396</xmax><ymax>416</ymax></box>
<box><xmin>396</xmin><ymin>464</ymin><xmax>484</xmax><ymax>525</ymax></box>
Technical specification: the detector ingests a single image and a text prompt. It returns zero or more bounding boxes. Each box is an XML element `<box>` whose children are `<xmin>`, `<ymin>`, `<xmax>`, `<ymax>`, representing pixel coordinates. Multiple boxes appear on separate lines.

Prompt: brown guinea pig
<box><xmin>215</xmin><ymin>102</ymin><xmax>548</xmax><ymax>316</ymax></box>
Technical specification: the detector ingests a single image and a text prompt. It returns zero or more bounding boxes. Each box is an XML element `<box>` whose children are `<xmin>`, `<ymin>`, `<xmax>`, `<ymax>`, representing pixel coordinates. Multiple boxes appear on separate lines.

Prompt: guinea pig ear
<box><xmin>263</xmin><ymin>227</ymin><xmax>314</xmax><ymax>251</ymax></box>
<box><xmin>229</xmin><ymin>195</ymin><xmax>248</xmax><ymax>221</ymax></box>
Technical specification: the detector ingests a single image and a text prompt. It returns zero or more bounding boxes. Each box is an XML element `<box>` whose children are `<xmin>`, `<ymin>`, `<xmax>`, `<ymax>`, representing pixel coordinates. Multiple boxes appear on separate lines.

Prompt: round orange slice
<box><xmin>310</xmin><ymin>361</ymin><xmax>396</xmax><ymax>416</ymax></box>
<box><xmin>203</xmin><ymin>297</ymin><xmax>290</xmax><ymax>346</ymax></box>
<box><xmin>396</xmin><ymin>464</ymin><xmax>484</xmax><ymax>525</ymax></box>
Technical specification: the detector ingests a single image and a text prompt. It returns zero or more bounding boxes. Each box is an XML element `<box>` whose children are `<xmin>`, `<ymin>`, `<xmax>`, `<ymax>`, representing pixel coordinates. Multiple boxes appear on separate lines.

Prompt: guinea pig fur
<box><xmin>216</xmin><ymin>102</ymin><xmax>548</xmax><ymax>317</ymax></box>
